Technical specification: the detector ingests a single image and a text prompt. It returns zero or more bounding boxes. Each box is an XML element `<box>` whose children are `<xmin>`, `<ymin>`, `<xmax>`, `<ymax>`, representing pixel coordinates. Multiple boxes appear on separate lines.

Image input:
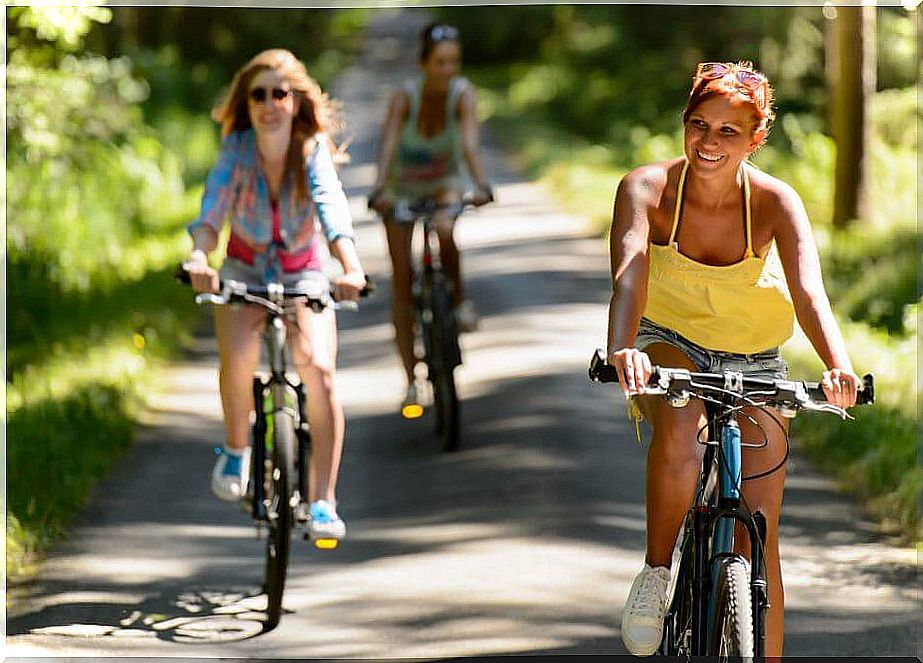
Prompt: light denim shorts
<box><xmin>219</xmin><ymin>258</ymin><xmax>329</xmax><ymax>292</ymax></box>
<box><xmin>635</xmin><ymin>317</ymin><xmax>788</xmax><ymax>380</ymax></box>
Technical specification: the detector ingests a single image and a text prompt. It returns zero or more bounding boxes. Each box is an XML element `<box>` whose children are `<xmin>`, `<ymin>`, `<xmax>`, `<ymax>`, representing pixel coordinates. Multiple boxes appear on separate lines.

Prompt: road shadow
<box><xmin>7</xmin><ymin>586</ymin><xmax>269</xmax><ymax>643</ymax></box>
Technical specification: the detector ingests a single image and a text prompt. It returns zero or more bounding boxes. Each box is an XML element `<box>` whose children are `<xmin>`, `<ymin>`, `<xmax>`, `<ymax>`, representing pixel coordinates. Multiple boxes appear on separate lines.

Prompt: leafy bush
<box><xmin>6</xmin><ymin>4</ymin><xmax>200</xmax><ymax>579</ymax></box>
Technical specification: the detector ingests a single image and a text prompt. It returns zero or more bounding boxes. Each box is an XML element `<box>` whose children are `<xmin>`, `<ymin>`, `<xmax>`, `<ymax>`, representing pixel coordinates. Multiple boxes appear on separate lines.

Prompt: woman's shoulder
<box><xmin>744</xmin><ymin>162</ymin><xmax>804</xmax><ymax>215</ymax></box>
<box><xmin>619</xmin><ymin>158</ymin><xmax>683</xmax><ymax>201</ymax></box>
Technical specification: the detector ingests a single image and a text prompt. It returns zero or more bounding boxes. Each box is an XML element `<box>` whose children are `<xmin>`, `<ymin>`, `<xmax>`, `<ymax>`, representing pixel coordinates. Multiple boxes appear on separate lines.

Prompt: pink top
<box><xmin>227</xmin><ymin>201</ymin><xmax>321</xmax><ymax>273</ymax></box>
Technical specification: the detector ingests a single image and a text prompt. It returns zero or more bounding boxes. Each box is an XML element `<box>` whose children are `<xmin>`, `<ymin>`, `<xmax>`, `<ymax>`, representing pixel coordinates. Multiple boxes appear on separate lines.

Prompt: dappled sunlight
<box><xmin>274</xmin><ymin>536</ymin><xmax>635</xmax><ymax>657</ymax></box>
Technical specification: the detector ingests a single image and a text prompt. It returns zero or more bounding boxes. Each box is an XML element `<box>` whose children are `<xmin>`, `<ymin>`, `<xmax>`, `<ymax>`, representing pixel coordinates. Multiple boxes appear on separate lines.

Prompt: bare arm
<box><xmin>371</xmin><ymin>89</ymin><xmax>409</xmax><ymax>194</ymax></box>
<box><xmin>771</xmin><ymin>182</ymin><xmax>858</xmax><ymax>406</ymax></box>
<box><xmin>329</xmin><ymin>236</ymin><xmax>366</xmax><ymax>302</ymax></box>
<box><xmin>606</xmin><ymin>170</ymin><xmax>655</xmax><ymax>395</ymax></box>
<box><xmin>457</xmin><ymin>84</ymin><xmax>490</xmax><ymax>193</ymax></box>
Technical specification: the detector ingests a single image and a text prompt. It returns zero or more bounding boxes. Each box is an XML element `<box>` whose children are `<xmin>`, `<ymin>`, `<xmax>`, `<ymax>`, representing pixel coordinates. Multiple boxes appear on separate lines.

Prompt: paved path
<box><xmin>6</xmin><ymin>8</ymin><xmax>919</xmax><ymax>660</ymax></box>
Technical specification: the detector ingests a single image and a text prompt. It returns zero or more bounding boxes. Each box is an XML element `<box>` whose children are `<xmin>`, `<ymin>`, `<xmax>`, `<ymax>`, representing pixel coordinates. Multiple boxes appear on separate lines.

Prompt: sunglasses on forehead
<box><xmin>428</xmin><ymin>25</ymin><xmax>459</xmax><ymax>42</ymax></box>
<box><xmin>694</xmin><ymin>62</ymin><xmax>769</xmax><ymax>109</ymax></box>
<box><xmin>248</xmin><ymin>86</ymin><xmax>293</xmax><ymax>103</ymax></box>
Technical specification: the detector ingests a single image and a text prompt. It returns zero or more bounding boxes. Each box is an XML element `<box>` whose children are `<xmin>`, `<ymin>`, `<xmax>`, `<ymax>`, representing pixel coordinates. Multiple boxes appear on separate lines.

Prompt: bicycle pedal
<box><xmin>312</xmin><ymin>537</ymin><xmax>339</xmax><ymax>550</ymax></box>
<box><xmin>401</xmin><ymin>403</ymin><xmax>424</xmax><ymax>419</ymax></box>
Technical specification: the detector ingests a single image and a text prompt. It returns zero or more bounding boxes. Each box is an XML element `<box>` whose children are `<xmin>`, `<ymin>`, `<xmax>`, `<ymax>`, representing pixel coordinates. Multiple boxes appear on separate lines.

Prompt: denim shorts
<box><xmin>635</xmin><ymin>317</ymin><xmax>788</xmax><ymax>379</ymax></box>
<box><xmin>219</xmin><ymin>258</ymin><xmax>329</xmax><ymax>292</ymax></box>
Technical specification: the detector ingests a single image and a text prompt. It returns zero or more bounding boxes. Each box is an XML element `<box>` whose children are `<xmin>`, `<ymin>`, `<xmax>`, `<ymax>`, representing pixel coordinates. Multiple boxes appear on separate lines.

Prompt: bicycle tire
<box><xmin>708</xmin><ymin>555</ymin><xmax>754</xmax><ymax>658</ymax></box>
<box><xmin>427</xmin><ymin>278</ymin><xmax>461</xmax><ymax>452</ymax></box>
<box><xmin>264</xmin><ymin>402</ymin><xmax>295</xmax><ymax>630</ymax></box>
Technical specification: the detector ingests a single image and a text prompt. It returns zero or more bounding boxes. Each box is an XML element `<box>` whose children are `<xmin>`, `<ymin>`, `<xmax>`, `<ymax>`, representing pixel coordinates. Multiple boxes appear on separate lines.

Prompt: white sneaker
<box><xmin>308</xmin><ymin>500</ymin><xmax>347</xmax><ymax>540</ymax></box>
<box><xmin>211</xmin><ymin>445</ymin><xmax>251</xmax><ymax>502</ymax></box>
<box><xmin>454</xmin><ymin>299</ymin><xmax>479</xmax><ymax>333</ymax></box>
<box><xmin>621</xmin><ymin>563</ymin><xmax>671</xmax><ymax>656</ymax></box>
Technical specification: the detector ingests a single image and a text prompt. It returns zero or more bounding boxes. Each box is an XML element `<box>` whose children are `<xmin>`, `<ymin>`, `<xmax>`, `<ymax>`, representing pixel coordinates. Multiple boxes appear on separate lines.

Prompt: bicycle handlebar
<box><xmin>175</xmin><ymin>266</ymin><xmax>374</xmax><ymax>314</ymax></box>
<box><xmin>588</xmin><ymin>348</ymin><xmax>874</xmax><ymax>414</ymax></box>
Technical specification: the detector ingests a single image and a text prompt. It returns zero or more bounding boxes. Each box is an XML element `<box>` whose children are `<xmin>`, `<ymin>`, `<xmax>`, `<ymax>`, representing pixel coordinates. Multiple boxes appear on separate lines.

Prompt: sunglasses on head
<box><xmin>694</xmin><ymin>62</ymin><xmax>769</xmax><ymax>109</ymax></box>
<box><xmin>248</xmin><ymin>86</ymin><xmax>293</xmax><ymax>103</ymax></box>
<box><xmin>429</xmin><ymin>25</ymin><xmax>459</xmax><ymax>42</ymax></box>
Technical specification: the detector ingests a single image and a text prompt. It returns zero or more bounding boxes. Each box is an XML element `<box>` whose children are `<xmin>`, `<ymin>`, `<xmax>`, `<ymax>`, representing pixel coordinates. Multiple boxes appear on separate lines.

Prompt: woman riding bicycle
<box><xmin>367</xmin><ymin>22</ymin><xmax>494</xmax><ymax>412</ymax></box>
<box><xmin>606</xmin><ymin>61</ymin><xmax>860</xmax><ymax>657</ymax></box>
<box><xmin>184</xmin><ymin>49</ymin><xmax>366</xmax><ymax>542</ymax></box>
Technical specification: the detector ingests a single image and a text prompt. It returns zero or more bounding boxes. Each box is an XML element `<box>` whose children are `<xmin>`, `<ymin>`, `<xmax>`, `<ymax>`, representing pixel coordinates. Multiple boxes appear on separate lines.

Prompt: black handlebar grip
<box><xmin>588</xmin><ymin>349</ymin><xmax>619</xmax><ymax>384</ymax></box>
<box><xmin>858</xmin><ymin>373</ymin><xmax>875</xmax><ymax>405</ymax></box>
<box><xmin>807</xmin><ymin>373</ymin><xmax>875</xmax><ymax>405</ymax></box>
<box><xmin>175</xmin><ymin>264</ymin><xmax>192</xmax><ymax>285</ymax></box>
<box><xmin>360</xmin><ymin>275</ymin><xmax>377</xmax><ymax>297</ymax></box>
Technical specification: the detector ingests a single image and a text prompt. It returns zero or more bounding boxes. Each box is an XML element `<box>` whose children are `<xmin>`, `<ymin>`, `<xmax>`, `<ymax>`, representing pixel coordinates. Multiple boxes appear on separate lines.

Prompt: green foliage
<box><xmin>7</xmin><ymin>10</ymin><xmax>188</xmax><ymax>294</ymax></box>
<box><xmin>6</xmin><ymin>4</ymin><xmax>201</xmax><ymax>579</ymax></box>
<box><xmin>785</xmin><ymin>323</ymin><xmax>919</xmax><ymax>542</ymax></box>
<box><xmin>812</xmin><ymin>223</ymin><xmax>920</xmax><ymax>334</ymax></box>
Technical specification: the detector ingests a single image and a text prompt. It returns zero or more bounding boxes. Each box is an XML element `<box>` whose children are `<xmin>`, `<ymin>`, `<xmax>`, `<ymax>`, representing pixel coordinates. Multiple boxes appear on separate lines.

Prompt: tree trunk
<box><xmin>831</xmin><ymin>4</ymin><xmax>876</xmax><ymax>228</ymax></box>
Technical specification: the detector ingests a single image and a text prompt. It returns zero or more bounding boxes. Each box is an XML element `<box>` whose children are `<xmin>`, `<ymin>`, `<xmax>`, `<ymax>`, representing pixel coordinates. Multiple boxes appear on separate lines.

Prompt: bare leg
<box><xmin>214</xmin><ymin>305</ymin><xmax>266</xmax><ymax>449</ymax></box>
<box><xmin>384</xmin><ymin>220</ymin><xmax>417</xmax><ymax>384</ymax></box>
<box><xmin>434</xmin><ymin>189</ymin><xmax>464</xmax><ymax>306</ymax></box>
<box><xmin>288</xmin><ymin>305</ymin><xmax>342</xmax><ymax>503</ymax></box>
<box><xmin>635</xmin><ymin>343</ymin><xmax>707</xmax><ymax>568</ymax></box>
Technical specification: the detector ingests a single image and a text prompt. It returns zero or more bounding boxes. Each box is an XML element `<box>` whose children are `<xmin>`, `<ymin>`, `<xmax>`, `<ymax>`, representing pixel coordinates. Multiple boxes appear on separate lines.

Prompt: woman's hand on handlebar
<box><xmin>608</xmin><ymin>347</ymin><xmax>653</xmax><ymax>398</ymax></box>
<box><xmin>821</xmin><ymin>367</ymin><xmax>860</xmax><ymax>409</ymax></box>
<box><xmin>183</xmin><ymin>250</ymin><xmax>220</xmax><ymax>294</ymax></box>
<box><xmin>333</xmin><ymin>270</ymin><xmax>366</xmax><ymax>303</ymax></box>
<box><xmin>368</xmin><ymin>188</ymin><xmax>393</xmax><ymax>217</ymax></box>
<box><xmin>471</xmin><ymin>182</ymin><xmax>494</xmax><ymax>207</ymax></box>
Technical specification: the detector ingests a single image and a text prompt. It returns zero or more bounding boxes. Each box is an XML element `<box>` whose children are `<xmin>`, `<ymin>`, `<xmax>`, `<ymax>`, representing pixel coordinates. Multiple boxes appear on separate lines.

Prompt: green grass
<box><xmin>783</xmin><ymin>321</ymin><xmax>919</xmax><ymax>543</ymax></box>
<box><xmin>6</xmin><ymin>260</ymin><xmax>202</xmax><ymax>579</ymax></box>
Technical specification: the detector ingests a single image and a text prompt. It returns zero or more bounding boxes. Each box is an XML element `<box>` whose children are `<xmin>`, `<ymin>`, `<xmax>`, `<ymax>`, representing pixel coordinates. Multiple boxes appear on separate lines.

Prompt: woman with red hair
<box><xmin>185</xmin><ymin>49</ymin><xmax>366</xmax><ymax>542</ymax></box>
<box><xmin>606</xmin><ymin>62</ymin><xmax>859</xmax><ymax>656</ymax></box>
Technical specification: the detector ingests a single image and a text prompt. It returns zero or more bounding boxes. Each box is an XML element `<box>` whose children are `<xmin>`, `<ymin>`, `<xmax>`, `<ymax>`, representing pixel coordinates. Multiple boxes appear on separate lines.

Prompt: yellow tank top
<box><xmin>643</xmin><ymin>161</ymin><xmax>794</xmax><ymax>354</ymax></box>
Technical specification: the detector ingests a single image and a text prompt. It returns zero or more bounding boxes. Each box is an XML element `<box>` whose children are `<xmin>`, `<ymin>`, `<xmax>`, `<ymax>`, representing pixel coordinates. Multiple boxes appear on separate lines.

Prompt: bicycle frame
<box><xmin>415</xmin><ymin>215</ymin><xmax>461</xmax><ymax>373</ymax></box>
<box><xmin>248</xmin><ymin>291</ymin><xmax>311</xmax><ymax>526</ymax></box>
<box><xmin>682</xmin><ymin>402</ymin><xmax>769</xmax><ymax>656</ymax></box>
<box><xmin>588</xmin><ymin>349</ymin><xmax>873</xmax><ymax>658</ymax></box>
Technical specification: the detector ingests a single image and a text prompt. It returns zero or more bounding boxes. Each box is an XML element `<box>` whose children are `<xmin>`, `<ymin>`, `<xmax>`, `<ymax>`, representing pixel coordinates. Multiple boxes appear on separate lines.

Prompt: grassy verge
<box><xmin>474</xmin><ymin>69</ymin><xmax>920</xmax><ymax>544</ymax></box>
<box><xmin>783</xmin><ymin>319</ymin><xmax>920</xmax><ymax>543</ymax></box>
<box><xmin>7</xmin><ymin>256</ymin><xmax>202</xmax><ymax>580</ymax></box>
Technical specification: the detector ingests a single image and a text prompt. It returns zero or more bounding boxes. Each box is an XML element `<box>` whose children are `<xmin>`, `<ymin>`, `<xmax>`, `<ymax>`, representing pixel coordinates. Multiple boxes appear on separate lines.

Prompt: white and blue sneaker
<box><xmin>308</xmin><ymin>500</ymin><xmax>346</xmax><ymax>541</ymax></box>
<box><xmin>211</xmin><ymin>445</ymin><xmax>251</xmax><ymax>502</ymax></box>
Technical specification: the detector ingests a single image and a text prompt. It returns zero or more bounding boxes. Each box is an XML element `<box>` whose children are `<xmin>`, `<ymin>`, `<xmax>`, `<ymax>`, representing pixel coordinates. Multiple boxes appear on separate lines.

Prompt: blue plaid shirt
<box><xmin>188</xmin><ymin>129</ymin><xmax>354</xmax><ymax>272</ymax></box>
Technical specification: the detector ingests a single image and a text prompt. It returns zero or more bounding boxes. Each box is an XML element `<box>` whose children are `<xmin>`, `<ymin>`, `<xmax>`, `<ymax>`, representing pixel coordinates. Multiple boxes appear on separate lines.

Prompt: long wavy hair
<box><xmin>212</xmin><ymin>48</ymin><xmax>344</xmax><ymax>204</ymax></box>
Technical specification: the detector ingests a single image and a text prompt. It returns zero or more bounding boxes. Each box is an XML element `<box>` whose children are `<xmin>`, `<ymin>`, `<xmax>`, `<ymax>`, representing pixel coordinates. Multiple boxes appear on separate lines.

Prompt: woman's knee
<box><xmin>650</xmin><ymin>418</ymin><xmax>702</xmax><ymax>469</ymax></box>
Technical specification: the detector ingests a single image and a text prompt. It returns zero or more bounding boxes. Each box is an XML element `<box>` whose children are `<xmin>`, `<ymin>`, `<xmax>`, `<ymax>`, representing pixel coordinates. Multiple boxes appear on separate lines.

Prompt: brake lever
<box><xmin>195</xmin><ymin>293</ymin><xmax>227</xmax><ymax>306</ymax></box>
<box><xmin>800</xmin><ymin>399</ymin><xmax>853</xmax><ymax>420</ymax></box>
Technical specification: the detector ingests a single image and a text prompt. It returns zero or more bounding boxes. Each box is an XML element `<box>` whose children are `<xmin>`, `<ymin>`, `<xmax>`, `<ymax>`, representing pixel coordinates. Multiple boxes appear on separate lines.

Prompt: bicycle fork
<box><xmin>702</xmin><ymin>416</ymin><xmax>770</xmax><ymax>657</ymax></box>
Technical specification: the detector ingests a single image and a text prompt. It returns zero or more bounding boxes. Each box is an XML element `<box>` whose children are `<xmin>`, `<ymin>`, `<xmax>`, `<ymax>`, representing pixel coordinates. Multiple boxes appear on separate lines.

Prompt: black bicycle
<box><xmin>588</xmin><ymin>349</ymin><xmax>873</xmax><ymax>657</ymax></box>
<box><xmin>392</xmin><ymin>196</ymin><xmax>477</xmax><ymax>452</ymax></box>
<box><xmin>180</xmin><ymin>270</ymin><xmax>368</xmax><ymax>630</ymax></box>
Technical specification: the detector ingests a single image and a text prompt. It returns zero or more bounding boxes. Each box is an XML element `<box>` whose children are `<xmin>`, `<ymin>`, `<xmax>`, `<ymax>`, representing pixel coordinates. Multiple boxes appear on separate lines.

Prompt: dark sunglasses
<box><xmin>429</xmin><ymin>25</ymin><xmax>459</xmax><ymax>42</ymax></box>
<box><xmin>248</xmin><ymin>86</ymin><xmax>293</xmax><ymax>103</ymax></box>
<box><xmin>694</xmin><ymin>62</ymin><xmax>769</xmax><ymax>110</ymax></box>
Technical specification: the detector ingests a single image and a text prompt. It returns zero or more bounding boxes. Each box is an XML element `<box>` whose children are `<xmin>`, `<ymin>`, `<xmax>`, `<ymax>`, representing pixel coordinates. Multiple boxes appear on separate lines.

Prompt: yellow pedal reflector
<box><xmin>314</xmin><ymin>538</ymin><xmax>339</xmax><ymax>550</ymax></box>
<box><xmin>401</xmin><ymin>403</ymin><xmax>424</xmax><ymax>419</ymax></box>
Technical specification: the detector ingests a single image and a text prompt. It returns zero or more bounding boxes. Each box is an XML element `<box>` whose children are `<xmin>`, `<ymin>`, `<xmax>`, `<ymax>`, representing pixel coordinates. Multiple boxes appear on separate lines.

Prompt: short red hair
<box><xmin>682</xmin><ymin>61</ymin><xmax>775</xmax><ymax>147</ymax></box>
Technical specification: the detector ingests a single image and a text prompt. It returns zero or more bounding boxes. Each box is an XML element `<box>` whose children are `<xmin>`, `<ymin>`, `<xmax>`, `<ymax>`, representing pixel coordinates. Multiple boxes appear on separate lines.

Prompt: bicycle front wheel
<box><xmin>708</xmin><ymin>555</ymin><xmax>754</xmax><ymax>658</ymax></box>
<box><xmin>427</xmin><ymin>278</ymin><xmax>461</xmax><ymax>452</ymax></box>
<box><xmin>264</xmin><ymin>404</ymin><xmax>295</xmax><ymax>630</ymax></box>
